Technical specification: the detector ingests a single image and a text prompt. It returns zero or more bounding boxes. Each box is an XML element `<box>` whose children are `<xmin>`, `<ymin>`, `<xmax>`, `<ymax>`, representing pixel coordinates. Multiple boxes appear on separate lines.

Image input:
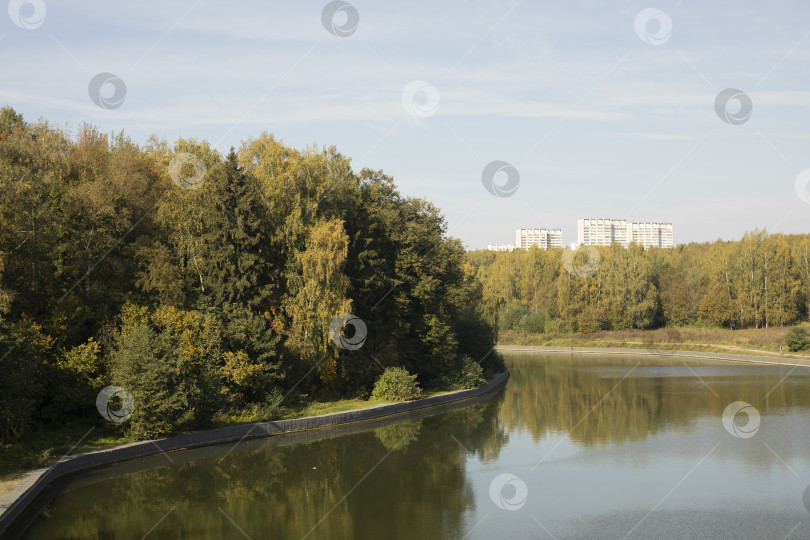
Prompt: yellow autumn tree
<box><xmin>284</xmin><ymin>218</ymin><xmax>352</xmax><ymax>389</ymax></box>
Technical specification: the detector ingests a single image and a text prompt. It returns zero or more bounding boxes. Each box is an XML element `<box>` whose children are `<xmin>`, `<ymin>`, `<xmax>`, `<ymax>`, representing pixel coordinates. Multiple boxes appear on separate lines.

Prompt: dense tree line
<box><xmin>470</xmin><ymin>231</ymin><xmax>810</xmax><ymax>336</ymax></box>
<box><xmin>0</xmin><ymin>108</ymin><xmax>500</xmax><ymax>443</ymax></box>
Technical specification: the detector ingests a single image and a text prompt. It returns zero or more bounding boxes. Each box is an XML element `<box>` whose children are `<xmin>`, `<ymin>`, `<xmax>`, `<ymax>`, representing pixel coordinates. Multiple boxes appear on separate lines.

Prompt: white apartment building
<box><xmin>577</xmin><ymin>218</ymin><xmax>673</xmax><ymax>249</ymax></box>
<box><xmin>515</xmin><ymin>228</ymin><xmax>563</xmax><ymax>250</ymax></box>
<box><xmin>487</xmin><ymin>244</ymin><xmax>516</xmax><ymax>252</ymax></box>
<box><xmin>628</xmin><ymin>221</ymin><xmax>674</xmax><ymax>248</ymax></box>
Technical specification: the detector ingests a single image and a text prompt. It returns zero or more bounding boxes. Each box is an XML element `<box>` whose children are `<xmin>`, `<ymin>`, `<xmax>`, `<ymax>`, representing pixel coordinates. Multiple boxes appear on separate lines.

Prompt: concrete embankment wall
<box><xmin>0</xmin><ymin>370</ymin><xmax>509</xmax><ymax>537</ymax></box>
<box><xmin>497</xmin><ymin>345</ymin><xmax>810</xmax><ymax>369</ymax></box>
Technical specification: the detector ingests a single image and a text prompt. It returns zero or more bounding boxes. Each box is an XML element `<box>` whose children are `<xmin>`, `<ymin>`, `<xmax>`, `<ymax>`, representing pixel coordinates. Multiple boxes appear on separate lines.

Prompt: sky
<box><xmin>3</xmin><ymin>0</ymin><xmax>810</xmax><ymax>249</ymax></box>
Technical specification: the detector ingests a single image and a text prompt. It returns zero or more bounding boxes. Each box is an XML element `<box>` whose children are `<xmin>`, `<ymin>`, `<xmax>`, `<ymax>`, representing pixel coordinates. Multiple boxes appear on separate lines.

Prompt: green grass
<box><xmin>499</xmin><ymin>323</ymin><xmax>810</xmax><ymax>358</ymax></box>
<box><xmin>0</xmin><ymin>386</ymin><xmax>458</xmax><ymax>487</ymax></box>
<box><xmin>0</xmin><ymin>425</ymin><xmax>127</xmax><ymax>487</ymax></box>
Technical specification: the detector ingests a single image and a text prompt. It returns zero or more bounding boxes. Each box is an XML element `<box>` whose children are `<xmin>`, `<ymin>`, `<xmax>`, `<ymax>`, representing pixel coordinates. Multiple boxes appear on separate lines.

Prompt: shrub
<box><xmin>441</xmin><ymin>355</ymin><xmax>486</xmax><ymax>390</ymax></box>
<box><xmin>371</xmin><ymin>367</ymin><xmax>422</xmax><ymax>402</ymax></box>
<box><xmin>786</xmin><ymin>326</ymin><xmax>809</xmax><ymax>352</ymax></box>
<box><xmin>500</xmin><ymin>303</ymin><xmax>528</xmax><ymax>332</ymax></box>
<box><xmin>516</xmin><ymin>309</ymin><xmax>549</xmax><ymax>334</ymax></box>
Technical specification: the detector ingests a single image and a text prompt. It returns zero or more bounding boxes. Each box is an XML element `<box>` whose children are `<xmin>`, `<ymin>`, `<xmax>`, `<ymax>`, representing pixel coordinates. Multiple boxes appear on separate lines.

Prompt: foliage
<box><xmin>500</xmin><ymin>302</ymin><xmax>528</xmax><ymax>332</ymax></box>
<box><xmin>441</xmin><ymin>355</ymin><xmax>486</xmax><ymax>390</ymax></box>
<box><xmin>0</xmin><ymin>108</ymin><xmax>498</xmax><ymax>446</ymax></box>
<box><xmin>516</xmin><ymin>309</ymin><xmax>549</xmax><ymax>334</ymax></box>
<box><xmin>0</xmin><ymin>318</ymin><xmax>54</xmax><ymax>442</ymax></box>
<box><xmin>785</xmin><ymin>326</ymin><xmax>809</xmax><ymax>352</ymax></box>
<box><xmin>471</xmin><ymin>230</ymin><xmax>810</xmax><ymax>334</ymax></box>
<box><xmin>371</xmin><ymin>367</ymin><xmax>423</xmax><ymax>402</ymax></box>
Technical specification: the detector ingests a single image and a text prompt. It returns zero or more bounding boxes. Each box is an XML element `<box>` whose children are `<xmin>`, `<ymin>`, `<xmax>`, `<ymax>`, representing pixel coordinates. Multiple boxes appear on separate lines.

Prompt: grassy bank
<box><xmin>0</xmin><ymin>387</ymin><xmax>458</xmax><ymax>493</ymax></box>
<box><xmin>498</xmin><ymin>323</ymin><xmax>810</xmax><ymax>358</ymax></box>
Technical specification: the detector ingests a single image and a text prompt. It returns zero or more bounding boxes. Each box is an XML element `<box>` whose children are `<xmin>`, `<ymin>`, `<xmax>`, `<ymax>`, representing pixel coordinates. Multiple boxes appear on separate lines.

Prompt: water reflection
<box><xmin>20</xmin><ymin>391</ymin><xmax>507</xmax><ymax>540</ymax></box>
<box><xmin>501</xmin><ymin>354</ymin><xmax>810</xmax><ymax>449</ymax></box>
<box><xmin>19</xmin><ymin>354</ymin><xmax>810</xmax><ymax>539</ymax></box>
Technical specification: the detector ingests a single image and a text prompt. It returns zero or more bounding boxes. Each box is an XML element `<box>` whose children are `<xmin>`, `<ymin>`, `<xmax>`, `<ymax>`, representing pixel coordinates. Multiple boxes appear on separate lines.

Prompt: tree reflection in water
<box><xmin>20</xmin><ymin>354</ymin><xmax>810</xmax><ymax>539</ymax></box>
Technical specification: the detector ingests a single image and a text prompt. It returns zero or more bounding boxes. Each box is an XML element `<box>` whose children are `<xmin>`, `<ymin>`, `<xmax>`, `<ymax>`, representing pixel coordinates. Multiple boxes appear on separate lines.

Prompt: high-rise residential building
<box><xmin>515</xmin><ymin>228</ymin><xmax>563</xmax><ymax>250</ymax></box>
<box><xmin>628</xmin><ymin>221</ymin><xmax>674</xmax><ymax>248</ymax></box>
<box><xmin>487</xmin><ymin>244</ymin><xmax>516</xmax><ymax>252</ymax></box>
<box><xmin>576</xmin><ymin>218</ymin><xmax>629</xmax><ymax>247</ymax></box>
<box><xmin>577</xmin><ymin>218</ymin><xmax>673</xmax><ymax>248</ymax></box>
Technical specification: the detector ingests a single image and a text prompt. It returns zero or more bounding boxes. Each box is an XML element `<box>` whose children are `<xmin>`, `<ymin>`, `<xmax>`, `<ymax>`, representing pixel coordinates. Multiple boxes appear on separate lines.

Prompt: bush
<box><xmin>516</xmin><ymin>309</ymin><xmax>549</xmax><ymax>334</ymax></box>
<box><xmin>500</xmin><ymin>303</ymin><xmax>528</xmax><ymax>332</ymax></box>
<box><xmin>441</xmin><ymin>355</ymin><xmax>486</xmax><ymax>390</ymax></box>
<box><xmin>786</xmin><ymin>326</ymin><xmax>809</xmax><ymax>352</ymax></box>
<box><xmin>371</xmin><ymin>367</ymin><xmax>422</xmax><ymax>402</ymax></box>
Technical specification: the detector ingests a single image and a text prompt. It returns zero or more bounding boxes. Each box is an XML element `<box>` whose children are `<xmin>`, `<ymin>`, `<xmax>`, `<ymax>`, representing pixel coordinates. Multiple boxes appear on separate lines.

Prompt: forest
<box><xmin>0</xmin><ymin>107</ymin><xmax>501</xmax><ymax>445</ymax></box>
<box><xmin>2</xmin><ymin>104</ymin><xmax>808</xmax><ymax>454</ymax></box>
<box><xmin>470</xmin><ymin>232</ymin><xmax>810</xmax><ymax>336</ymax></box>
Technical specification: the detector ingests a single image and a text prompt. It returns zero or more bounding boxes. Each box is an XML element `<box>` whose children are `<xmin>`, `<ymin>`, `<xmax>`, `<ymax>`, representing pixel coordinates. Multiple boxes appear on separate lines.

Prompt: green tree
<box><xmin>110</xmin><ymin>304</ymin><xmax>223</xmax><ymax>437</ymax></box>
<box><xmin>785</xmin><ymin>326</ymin><xmax>809</xmax><ymax>352</ymax></box>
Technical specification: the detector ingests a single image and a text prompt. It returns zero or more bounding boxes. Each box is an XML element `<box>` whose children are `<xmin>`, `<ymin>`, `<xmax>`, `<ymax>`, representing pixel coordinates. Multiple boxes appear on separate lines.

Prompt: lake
<box><xmin>18</xmin><ymin>352</ymin><xmax>810</xmax><ymax>539</ymax></box>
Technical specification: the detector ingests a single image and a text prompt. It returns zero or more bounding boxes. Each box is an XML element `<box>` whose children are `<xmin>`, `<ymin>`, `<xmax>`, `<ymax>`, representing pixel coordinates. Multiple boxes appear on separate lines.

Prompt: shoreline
<box><xmin>0</xmin><ymin>369</ymin><xmax>509</xmax><ymax>537</ymax></box>
<box><xmin>496</xmin><ymin>344</ymin><xmax>810</xmax><ymax>368</ymax></box>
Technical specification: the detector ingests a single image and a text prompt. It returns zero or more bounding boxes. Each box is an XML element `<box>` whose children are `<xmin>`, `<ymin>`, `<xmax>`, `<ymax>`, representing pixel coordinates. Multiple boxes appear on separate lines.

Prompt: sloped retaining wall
<box><xmin>497</xmin><ymin>345</ymin><xmax>810</xmax><ymax>369</ymax></box>
<box><xmin>0</xmin><ymin>369</ymin><xmax>509</xmax><ymax>537</ymax></box>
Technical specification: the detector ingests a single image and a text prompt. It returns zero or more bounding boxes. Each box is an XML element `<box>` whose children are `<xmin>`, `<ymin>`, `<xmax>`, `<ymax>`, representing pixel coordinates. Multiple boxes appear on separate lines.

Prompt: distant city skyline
<box><xmin>487</xmin><ymin>219</ymin><xmax>674</xmax><ymax>250</ymax></box>
<box><xmin>3</xmin><ymin>1</ymin><xmax>809</xmax><ymax>250</ymax></box>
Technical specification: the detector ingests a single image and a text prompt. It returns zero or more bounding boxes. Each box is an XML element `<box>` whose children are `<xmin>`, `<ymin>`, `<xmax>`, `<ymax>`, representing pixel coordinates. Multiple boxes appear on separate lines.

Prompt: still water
<box><xmin>19</xmin><ymin>353</ymin><xmax>810</xmax><ymax>539</ymax></box>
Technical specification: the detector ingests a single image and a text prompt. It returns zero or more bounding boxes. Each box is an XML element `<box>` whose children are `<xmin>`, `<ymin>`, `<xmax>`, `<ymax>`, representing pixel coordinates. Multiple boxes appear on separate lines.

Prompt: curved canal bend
<box><xmin>18</xmin><ymin>352</ymin><xmax>810</xmax><ymax>539</ymax></box>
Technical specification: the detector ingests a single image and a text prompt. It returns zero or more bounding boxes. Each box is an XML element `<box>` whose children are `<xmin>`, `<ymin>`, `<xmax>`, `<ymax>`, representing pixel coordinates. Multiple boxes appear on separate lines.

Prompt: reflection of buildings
<box><xmin>577</xmin><ymin>218</ymin><xmax>673</xmax><ymax>249</ymax></box>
